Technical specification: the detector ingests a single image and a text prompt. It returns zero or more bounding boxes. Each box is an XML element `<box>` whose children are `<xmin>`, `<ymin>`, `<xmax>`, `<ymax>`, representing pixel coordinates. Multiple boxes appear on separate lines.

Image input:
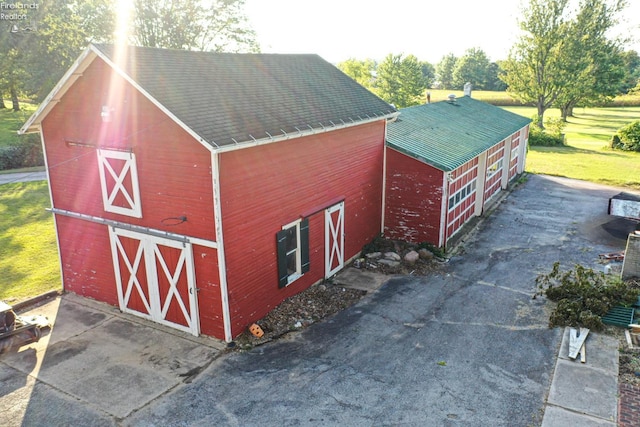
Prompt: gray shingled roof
<box><xmin>386</xmin><ymin>96</ymin><xmax>531</xmax><ymax>171</ymax></box>
<box><xmin>92</xmin><ymin>44</ymin><xmax>396</xmax><ymax>148</ymax></box>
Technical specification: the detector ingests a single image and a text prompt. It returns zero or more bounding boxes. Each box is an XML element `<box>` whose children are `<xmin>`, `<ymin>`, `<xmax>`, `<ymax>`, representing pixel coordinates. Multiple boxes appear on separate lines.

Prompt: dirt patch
<box><xmin>231</xmin><ymin>238</ymin><xmax>443</xmax><ymax>350</ymax></box>
<box><xmin>232</xmin><ymin>283</ymin><xmax>367</xmax><ymax>350</ymax></box>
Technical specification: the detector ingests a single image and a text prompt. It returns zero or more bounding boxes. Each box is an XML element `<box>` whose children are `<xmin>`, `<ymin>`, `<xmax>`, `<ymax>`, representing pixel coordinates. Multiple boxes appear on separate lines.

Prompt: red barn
<box><xmin>20</xmin><ymin>44</ymin><xmax>397</xmax><ymax>341</ymax></box>
<box><xmin>384</xmin><ymin>96</ymin><xmax>531</xmax><ymax>248</ymax></box>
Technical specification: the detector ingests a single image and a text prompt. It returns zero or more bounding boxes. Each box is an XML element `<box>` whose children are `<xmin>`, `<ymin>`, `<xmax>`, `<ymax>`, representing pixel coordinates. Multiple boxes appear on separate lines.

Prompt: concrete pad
<box><xmin>0</xmin><ymin>363</ymin><xmax>115</xmax><ymax>427</ymax></box>
<box><xmin>558</xmin><ymin>328</ymin><xmax>618</xmax><ymax>374</ymax></box>
<box><xmin>547</xmin><ymin>358</ymin><xmax>617</xmax><ymax>421</ymax></box>
<box><xmin>0</xmin><ymin>294</ymin><xmax>225</xmax><ymax>421</ymax></box>
<box><xmin>542</xmin><ymin>405</ymin><xmax>616</xmax><ymax>427</ymax></box>
<box><xmin>333</xmin><ymin>267</ymin><xmax>391</xmax><ymax>293</ymax></box>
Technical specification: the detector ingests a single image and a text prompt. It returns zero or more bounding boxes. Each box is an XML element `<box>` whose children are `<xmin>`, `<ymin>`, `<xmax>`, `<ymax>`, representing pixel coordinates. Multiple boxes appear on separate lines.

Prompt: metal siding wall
<box><xmin>384</xmin><ymin>148</ymin><xmax>444</xmax><ymax>246</ymax></box>
<box><xmin>483</xmin><ymin>141</ymin><xmax>506</xmax><ymax>202</ymax></box>
<box><xmin>509</xmin><ymin>131</ymin><xmax>520</xmax><ymax>180</ymax></box>
<box><xmin>446</xmin><ymin>158</ymin><xmax>479</xmax><ymax>239</ymax></box>
<box><xmin>219</xmin><ymin>122</ymin><xmax>386</xmax><ymax>338</ymax></box>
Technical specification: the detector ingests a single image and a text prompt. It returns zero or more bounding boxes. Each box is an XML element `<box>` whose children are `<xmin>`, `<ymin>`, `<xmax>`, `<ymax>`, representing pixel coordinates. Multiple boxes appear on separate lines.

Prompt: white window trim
<box><xmin>448</xmin><ymin>179</ymin><xmax>477</xmax><ymax>211</ymax></box>
<box><xmin>282</xmin><ymin>219</ymin><xmax>302</xmax><ymax>285</ymax></box>
<box><xmin>486</xmin><ymin>158</ymin><xmax>503</xmax><ymax>180</ymax></box>
<box><xmin>97</xmin><ymin>148</ymin><xmax>142</xmax><ymax>218</ymax></box>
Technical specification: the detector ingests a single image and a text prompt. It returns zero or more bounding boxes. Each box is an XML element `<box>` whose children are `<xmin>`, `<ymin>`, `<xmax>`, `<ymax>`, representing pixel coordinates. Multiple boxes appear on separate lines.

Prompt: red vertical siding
<box><xmin>41</xmin><ymin>57</ymin><xmax>224</xmax><ymax>338</ymax></box>
<box><xmin>384</xmin><ymin>147</ymin><xmax>444</xmax><ymax>246</ymax></box>
<box><xmin>219</xmin><ymin>122</ymin><xmax>386</xmax><ymax>338</ymax></box>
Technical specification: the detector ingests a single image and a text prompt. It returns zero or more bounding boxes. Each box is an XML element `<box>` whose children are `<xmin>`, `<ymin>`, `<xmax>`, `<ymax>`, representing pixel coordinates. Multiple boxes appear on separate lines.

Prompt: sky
<box><xmin>244</xmin><ymin>0</ymin><xmax>640</xmax><ymax>64</ymax></box>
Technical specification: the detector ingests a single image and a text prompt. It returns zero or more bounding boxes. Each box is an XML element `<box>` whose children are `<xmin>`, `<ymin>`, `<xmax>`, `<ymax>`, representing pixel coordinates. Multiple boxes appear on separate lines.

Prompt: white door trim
<box><xmin>325</xmin><ymin>202</ymin><xmax>345</xmax><ymax>278</ymax></box>
<box><xmin>109</xmin><ymin>227</ymin><xmax>200</xmax><ymax>336</ymax></box>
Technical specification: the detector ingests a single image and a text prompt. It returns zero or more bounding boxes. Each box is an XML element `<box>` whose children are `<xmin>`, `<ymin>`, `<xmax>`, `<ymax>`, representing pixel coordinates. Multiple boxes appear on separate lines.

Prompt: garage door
<box><xmin>109</xmin><ymin>228</ymin><xmax>199</xmax><ymax>336</ymax></box>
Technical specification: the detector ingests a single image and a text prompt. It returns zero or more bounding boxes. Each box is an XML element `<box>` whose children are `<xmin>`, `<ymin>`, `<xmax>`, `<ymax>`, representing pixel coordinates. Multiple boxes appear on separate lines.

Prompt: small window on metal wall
<box><xmin>276</xmin><ymin>218</ymin><xmax>310</xmax><ymax>288</ymax></box>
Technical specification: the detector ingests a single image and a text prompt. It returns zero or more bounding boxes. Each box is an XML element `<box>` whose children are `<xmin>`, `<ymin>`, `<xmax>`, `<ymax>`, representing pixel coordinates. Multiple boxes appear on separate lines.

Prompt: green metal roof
<box><xmin>386</xmin><ymin>96</ymin><xmax>531</xmax><ymax>172</ymax></box>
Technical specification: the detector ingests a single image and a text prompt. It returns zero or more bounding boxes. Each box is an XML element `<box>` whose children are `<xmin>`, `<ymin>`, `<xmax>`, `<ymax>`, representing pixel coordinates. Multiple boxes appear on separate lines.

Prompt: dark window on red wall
<box><xmin>276</xmin><ymin>218</ymin><xmax>310</xmax><ymax>288</ymax></box>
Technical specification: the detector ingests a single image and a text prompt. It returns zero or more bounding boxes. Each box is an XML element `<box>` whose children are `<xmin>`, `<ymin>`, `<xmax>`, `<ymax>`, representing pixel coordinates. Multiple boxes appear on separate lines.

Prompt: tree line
<box><xmin>0</xmin><ymin>0</ymin><xmax>258</xmax><ymax>111</ymax></box>
<box><xmin>338</xmin><ymin>48</ymin><xmax>508</xmax><ymax>110</ymax></box>
<box><xmin>338</xmin><ymin>0</ymin><xmax>640</xmax><ymax>129</ymax></box>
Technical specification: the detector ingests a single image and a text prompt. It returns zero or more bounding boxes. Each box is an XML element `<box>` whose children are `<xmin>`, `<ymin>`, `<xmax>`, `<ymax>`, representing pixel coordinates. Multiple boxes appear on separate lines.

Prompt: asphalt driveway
<box><xmin>126</xmin><ymin>175</ymin><xmax>635</xmax><ymax>426</ymax></box>
<box><xmin>1</xmin><ymin>174</ymin><xmax>635</xmax><ymax>426</ymax></box>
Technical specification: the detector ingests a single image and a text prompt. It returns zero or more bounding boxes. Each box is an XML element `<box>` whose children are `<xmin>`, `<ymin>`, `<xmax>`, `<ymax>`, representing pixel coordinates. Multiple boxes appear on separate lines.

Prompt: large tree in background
<box><xmin>486</xmin><ymin>62</ymin><xmax>507</xmax><ymax>91</ymax></box>
<box><xmin>420</xmin><ymin>61</ymin><xmax>436</xmax><ymax>89</ymax></box>
<box><xmin>131</xmin><ymin>0</ymin><xmax>258</xmax><ymax>52</ymax></box>
<box><xmin>452</xmin><ymin>47</ymin><xmax>491</xmax><ymax>90</ymax></box>
<box><xmin>0</xmin><ymin>0</ymin><xmax>258</xmax><ymax>108</ymax></box>
<box><xmin>435</xmin><ymin>53</ymin><xmax>457</xmax><ymax>89</ymax></box>
<box><xmin>22</xmin><ymin>1</ymin><xmax>112</xmax><ymax>102</ymax></box>
<box><xmin>501</xmin><ymin>0</ymin><xmax>571</xmax><ymax>128</ymax></box>
<box><xmin>620</xmin><ymin>50</ymin><xmax>640</xmax><ymax>94</ymax></box>
<box><xmin>554</xmin><ymin>0</ymin><xmax>625</xmax><ymax>120</ymax></box>
<box><xmin>502</xmin><ymin>0</ymin><xmax>626</xmax><ymax>128</ymax></box>
<box><xmin>375</xmin><ymin>53</ymin><xmax>426</xmax><ymax>108</ymax></box>
<box><xmin>337</xmin><ymin>58</ymin><xmax>377</xmax><ymax>92</ymax></box>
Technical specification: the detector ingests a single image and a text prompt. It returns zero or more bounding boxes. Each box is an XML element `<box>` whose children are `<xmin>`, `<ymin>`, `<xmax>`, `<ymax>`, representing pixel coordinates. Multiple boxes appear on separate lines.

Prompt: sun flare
<box><xmin>113</xmin><ymin>0</ymin><xmax>133</xmax><ymax>45</ymax></box>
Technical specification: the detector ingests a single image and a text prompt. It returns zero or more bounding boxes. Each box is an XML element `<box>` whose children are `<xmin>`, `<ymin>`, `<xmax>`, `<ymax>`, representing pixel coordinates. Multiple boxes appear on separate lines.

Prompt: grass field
<box><xmin>427</xmin><ymin>89</ymin><xmax>640</xmax><ymax>107</ymax></box>
<box><xmin>0</xmin><ymin>181</ymin><xmax>60</xmax><ymax>302</ymax></box>
<box><xmin>503</xmin><ymin>106</ymin><xmax>640</xmax><ymax>189</ymax></box>
<box><xmin>0</xmin><ymin>102</ymin><xmax>37</xmax><ymax>147</ymax></box>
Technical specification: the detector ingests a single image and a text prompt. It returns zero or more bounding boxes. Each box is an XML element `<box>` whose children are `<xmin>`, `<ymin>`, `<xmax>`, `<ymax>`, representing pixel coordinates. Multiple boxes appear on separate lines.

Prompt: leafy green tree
<box><xmin>486</xmin><ymin>62</ymin><xmax>507</xmax><ymax>91</ymax></box>
<box><xmin>375</xmin><ymin>53</ymin><xmax>426</xmax><ymax>108</ymax></box>
<box><xmin>436</xmin><ymin>54</ymin><xmax>457</xmax><ymax>89</ymax></box>
<box><xmin>337</xmin><ymin>58</ymin><xmax>377</xmax><ymax>92</ymax></box>
<box><xmin>420</xmin><ymin>61</ymin><xmax>436</xmax><ymax>89</ymax></box>
<box><xmin>501</xmin><ymin>0</ymin><xmax>571</xmax><ymax>128</ymax></box>
<box><xmin>452</xmin><ymin>48</ymin><xmax>490</xmax><ymax>90</ymax></box>
<box><xmin>22</xmin><ymin>1</ymin><xmax>100</xmax><ymax>102</ymax></box>
<box><xmin>131</xmin><ymin>0</ymin><xmax>258</xmax><ymax>52</ymax></box>
<box><xmin>620</xmin><ymin>50</ymin><xmax>640</xmax><ymax>94</ymax></box>
<box><xmin>553</xmin><ymin>0</ymin><xmax>625</xmax><ymax>120</ymax></box>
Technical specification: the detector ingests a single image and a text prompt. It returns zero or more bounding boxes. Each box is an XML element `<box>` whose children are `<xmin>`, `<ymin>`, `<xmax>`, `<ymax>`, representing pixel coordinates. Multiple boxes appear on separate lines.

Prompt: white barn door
<box><xmin>325</xmin><ymin>202</ymin><xmax>345</xmax><ymax>278</ymax></box>
<box><xmin>109</xmin><ymin>228</ymin><xmax>199</xmax><ymax>336</ymax></box>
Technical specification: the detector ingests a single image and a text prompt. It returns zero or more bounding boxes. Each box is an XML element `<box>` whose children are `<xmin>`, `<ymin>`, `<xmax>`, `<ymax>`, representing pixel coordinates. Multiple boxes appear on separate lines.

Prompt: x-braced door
<box><xmin>325</xmin><ymin>202</ymin><xmax>345</xmax><ymax>278</ymax></box>
<box><xmin>109</xmin><ymin>228</ymin><xmax>199</xmax><ymax>336</ymax></box>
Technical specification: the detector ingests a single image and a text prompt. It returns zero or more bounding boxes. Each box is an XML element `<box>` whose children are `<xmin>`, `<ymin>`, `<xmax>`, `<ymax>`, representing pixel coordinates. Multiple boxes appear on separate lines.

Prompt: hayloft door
<box><xmin>109</xmin><ymin>228</ymin><xmax>200</xmax><ymax>336</ymax></box>
<box><xmin>325</xmin><ymin>202</ymin><xmax>345</xmax><ymax>278</ymax></box>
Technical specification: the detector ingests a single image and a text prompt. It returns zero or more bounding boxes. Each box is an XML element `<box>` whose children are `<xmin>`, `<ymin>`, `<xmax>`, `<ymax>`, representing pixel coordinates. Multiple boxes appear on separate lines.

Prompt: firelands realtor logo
<box><xmin>1</xmin><ymin>2</ymin><xmax>38</xmax><ymax>21</ymax></box>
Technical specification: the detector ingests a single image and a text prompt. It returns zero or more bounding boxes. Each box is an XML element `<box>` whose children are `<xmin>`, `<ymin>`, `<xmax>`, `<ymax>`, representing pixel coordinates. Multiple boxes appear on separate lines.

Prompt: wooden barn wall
<box><xmin>384</xmin><ymin>147</ymin><xmax>444</xmax><ymax>246</ymax></box>
<box><xmin>41</xmin><ymin>57</ymin><xmax>225</xmax><ymax>337</ymax></box>
<box><xmin>446</xmin><ymin>157</ymin><xmax>479</xmax><ymax>239</ymax></box>
<box><xmin>483</xmin><ymin>140</ymin><xmax>506</xmax><ymax>202</ymax></box>
<box><xmin>41</xmin><ymin>58</ymin><xmax>217</xmax><ymax>241</ymax></box>
<box><xmin>55</xmin><ymin>215</ymin><xmax>119</xmax><ymax>304</ymax></box>
<box><xmin>219</xmin><ymin>121</ymin><xmax>386</xmax><ymax>337</ymax></box>
<box><xmin>192</xmin><ymin>245</ymin><xmax>224</xmax><ymax>338</ymax></box>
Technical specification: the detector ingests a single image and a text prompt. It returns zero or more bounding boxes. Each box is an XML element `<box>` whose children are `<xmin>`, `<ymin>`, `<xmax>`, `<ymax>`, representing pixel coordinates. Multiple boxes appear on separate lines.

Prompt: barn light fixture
<box><xmin>101</xmin><ymin>105</ymin><xmax>113</xmax><ymax>122</ymax></box>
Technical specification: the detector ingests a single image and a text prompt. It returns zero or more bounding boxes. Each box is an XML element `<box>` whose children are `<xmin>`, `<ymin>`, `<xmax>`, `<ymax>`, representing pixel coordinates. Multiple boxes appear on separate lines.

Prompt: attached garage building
<box><xmin>384</xmin><ymin>96</ymin><xmax>531</xmax><ymax>248</ymax></box>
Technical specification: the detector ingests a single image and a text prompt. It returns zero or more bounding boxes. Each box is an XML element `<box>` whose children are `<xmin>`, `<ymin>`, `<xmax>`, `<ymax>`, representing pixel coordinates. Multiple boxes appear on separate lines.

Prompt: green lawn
<box><xmin>0</xmin><ymin>181</ymin><xmax>61</xmax><ymax>302</ymax></box>
<box><xmin>503</xmin><ymin>106</ymin><xmax>640</xmax><ymax>190</ymax></box>
<box><xmin>0</xmin><ymin>101</ymin><xmax>37</xmax><ymax>147</ymax></box>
